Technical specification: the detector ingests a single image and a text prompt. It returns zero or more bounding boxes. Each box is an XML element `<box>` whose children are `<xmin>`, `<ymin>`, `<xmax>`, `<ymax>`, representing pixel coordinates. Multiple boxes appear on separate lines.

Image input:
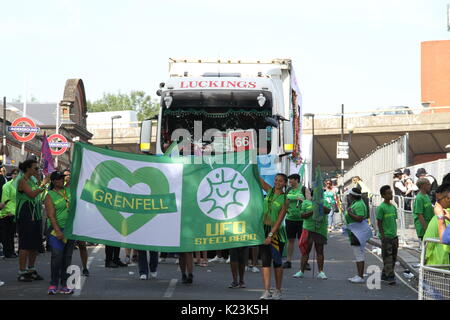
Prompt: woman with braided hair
<box><xmin>258</xmin><ymin>173</ymin><xmax>289</xmax><ymax>300</ymax></box>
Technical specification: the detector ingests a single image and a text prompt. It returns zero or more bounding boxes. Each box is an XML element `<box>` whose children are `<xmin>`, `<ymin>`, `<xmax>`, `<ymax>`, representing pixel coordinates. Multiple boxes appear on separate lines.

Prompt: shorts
<box><xmin>308</xmin><ymin>231</ymin><xmax>327</xmax><ymax>245</ymax></box>
<box><xmin>17</xmin><ymin>204</ymin><xmax>43</xmax><ymax>251</ymax></box>
<box><xmin>352</xmin><ymin>245</ymin><xmax>365</xmax><ymax>262</ymax></box>
<box><xmin>229</xmin><ymin>247</ymin><xmax>249</xmax><ymax>264</ymax></box>
<box><xmin>286</xmin><ymin>219</ymin><xmax>303</xmax><ymax>239</ymax></box>
<box><xmin>259</xmin><ymin>225</ymin><xmax>285</xmax><ymax>268</ymax></box>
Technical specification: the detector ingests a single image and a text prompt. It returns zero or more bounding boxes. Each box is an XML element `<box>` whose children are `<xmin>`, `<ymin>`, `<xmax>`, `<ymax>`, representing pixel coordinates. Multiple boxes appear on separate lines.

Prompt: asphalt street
<box><xmin>0</xmin><ymin>231</ymin><xmax>418</xmax><ymax>300</ymax></box>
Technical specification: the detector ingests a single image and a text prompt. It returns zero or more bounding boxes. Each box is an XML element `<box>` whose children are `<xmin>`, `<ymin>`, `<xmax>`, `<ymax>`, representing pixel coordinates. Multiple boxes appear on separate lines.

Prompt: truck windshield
<box><xmin>160</xmin><ymin>107</ymin><xmax>273</xmax><ymax>155</ymax></box>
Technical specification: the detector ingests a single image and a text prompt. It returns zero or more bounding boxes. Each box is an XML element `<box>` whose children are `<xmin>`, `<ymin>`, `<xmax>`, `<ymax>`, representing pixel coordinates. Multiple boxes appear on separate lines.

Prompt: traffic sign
<box><xmin>336</xmin><ymin>141</ymin><xmax>349</xmax><ymax>159</ymax></box>
<box><xmin>48</xmin><ymin>134</ymin><xmax>70</xmax><ymax>156</ymax></box>
<box><xmin>228</xmin><ymin>130</ymin><xmax>255</xmax><ymax>152</ymax></box>
<box><xmin>8</xmin><ymin>117</ymin><xmax>40</xmax><ymax>142</ymax></box>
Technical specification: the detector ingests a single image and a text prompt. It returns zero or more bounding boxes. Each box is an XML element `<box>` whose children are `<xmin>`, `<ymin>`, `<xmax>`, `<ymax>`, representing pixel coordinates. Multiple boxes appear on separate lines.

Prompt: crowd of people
<box><xmin>0</xmin><ymin>159</ymin><xmax>449</xmax><ymax>299</ymax></box>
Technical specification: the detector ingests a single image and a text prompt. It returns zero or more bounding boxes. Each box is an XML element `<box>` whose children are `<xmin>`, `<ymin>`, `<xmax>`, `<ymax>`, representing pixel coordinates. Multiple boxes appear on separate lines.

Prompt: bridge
<box><xmin>87</xmin><ymin>111</ymin><xmax>450</xmax><ymax>173</ymax></box>
<box><xmin>303</xmin><ymin>111</ymin><xmax>450</xmax><ymax>173</ymax></box>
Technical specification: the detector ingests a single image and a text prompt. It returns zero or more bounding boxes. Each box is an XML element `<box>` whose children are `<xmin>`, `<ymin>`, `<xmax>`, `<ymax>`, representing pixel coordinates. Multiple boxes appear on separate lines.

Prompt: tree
<box><xmin>87</xmin><ymin>91</ymin><xmax>160</xmax><ymax>121</ymax></box>
<box><xmin>12</xmin><ymin>95</ymin><xmax>39</xmax><ymax>103</ymax></box>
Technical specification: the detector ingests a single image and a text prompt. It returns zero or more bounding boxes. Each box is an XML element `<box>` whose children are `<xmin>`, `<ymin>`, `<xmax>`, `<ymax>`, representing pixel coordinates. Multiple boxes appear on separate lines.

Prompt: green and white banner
<box><xmin>65</xmin><ymin>143</ymin><xmax>265</xmax><ymax>252</ymax></box>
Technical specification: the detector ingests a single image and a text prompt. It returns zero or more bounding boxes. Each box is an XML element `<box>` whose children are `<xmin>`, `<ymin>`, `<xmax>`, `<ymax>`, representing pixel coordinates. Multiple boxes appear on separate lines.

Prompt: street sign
<box><xmin>228</xmin><ymin>129</ymin><xmax>256</xmax><ymax>152</ymax></box>
<box><xmin>336</xmin><ymin>141</ymin><xmax>349</xmax><ymax>159</ymax></box>
<box><xmin>8</xmin><ymin>117</ymin><xmax>40</xmax><ymax>142</ymax></box>
<box><xmin>48</xmin><ymin>134</ymin><xmax>70</xmax><ymax>155</ymax></box>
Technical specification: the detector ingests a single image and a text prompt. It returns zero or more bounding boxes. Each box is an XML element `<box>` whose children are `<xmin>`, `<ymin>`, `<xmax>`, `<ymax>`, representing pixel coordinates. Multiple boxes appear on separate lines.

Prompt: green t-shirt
<box><xmin>413</xmin><ymin>192</ymin><xmax>435</xmax><ymax>238</ymax></box>
<box><xmin>286</xmin><ymin>187</ymin><xmax>304</xmax><ymax>221</ymax></box>
<box><xmin>324</xmin><ymin>190</ymin><xmax>336</xmax><ymax>205</ymax></box>
<box><xmin>16</xmin><ymin>177</ymin><xmax>43</xmax><ymax>221</ymax></box>
<box><xmin>376</xmin><ymin>202</ymin><xmax>398</xmax><ymax>239</ymax></box>
<box><xmin>46</xmin><ymin>187</ymin><xmax>71</xmax><ymax>229</ymax></box>
<box><xmin>301</xmin><ymin>200</ymin><xmax>329</xmax><ymax>239</ymax></box>
<box><xmin>345</xmin><ymin>199</ymin><xmax>367</xmax><ymax>224</ymax></box>
<box><xmin>423</xmin><ymin>216</ymin><xmax>450</xmax><ymax>266</ymax></box>
<box><xmin>0</xmin><ymin>180</ymin><xmax>16</xmax><ymax>218</ymax></box>
<box><xmin>263</xmin><ymin>188</ymin><xmax>287</xmax><ymax>243</ymax></box>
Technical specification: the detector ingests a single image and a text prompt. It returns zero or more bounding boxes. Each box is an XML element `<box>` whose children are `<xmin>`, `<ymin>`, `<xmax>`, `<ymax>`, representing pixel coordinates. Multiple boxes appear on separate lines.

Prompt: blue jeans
<box><xmin>138</xmin><ymin>250</ymin><xmax>158</xmax><ymax>275</ymax></box>
<box><xmin>328</xmin><ymin>208</ymin><xmax>335</xmax><ymax>228</ymax></box>
<box><xmin>50</xmin><ymin>240</ymin><xmax>75</xmax><ymax>286</ymax></box>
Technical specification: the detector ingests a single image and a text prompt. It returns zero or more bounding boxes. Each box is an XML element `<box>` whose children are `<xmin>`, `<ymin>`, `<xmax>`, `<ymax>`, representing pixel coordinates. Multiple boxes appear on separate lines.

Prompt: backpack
<box><xmin>428</xmin><ymin>175</ymin><xmax>438</xmax><ymax>203</ymax></box>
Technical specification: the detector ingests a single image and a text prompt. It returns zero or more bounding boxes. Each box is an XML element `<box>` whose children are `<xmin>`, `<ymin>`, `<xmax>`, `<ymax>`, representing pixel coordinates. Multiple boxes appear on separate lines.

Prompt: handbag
<box><xmin>349</xmin><ymin>231</ymin><xmax>360</xmax><ymax>246</ymax></box>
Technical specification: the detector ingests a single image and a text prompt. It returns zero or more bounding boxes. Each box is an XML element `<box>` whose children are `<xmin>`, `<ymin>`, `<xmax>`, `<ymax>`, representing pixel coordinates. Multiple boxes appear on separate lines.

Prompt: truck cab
<box><xmin>140</xmin><ymin>58</ymin><xmax>302</xmax><ymax>177</ymax></box>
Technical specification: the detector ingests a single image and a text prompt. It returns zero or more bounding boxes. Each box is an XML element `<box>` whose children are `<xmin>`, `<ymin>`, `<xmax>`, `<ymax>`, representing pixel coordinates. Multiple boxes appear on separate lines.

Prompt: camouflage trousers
<box><xmin>381</xmin><ymin>237</ymin><xmax>399</xmax><ymax>278</ymax></box>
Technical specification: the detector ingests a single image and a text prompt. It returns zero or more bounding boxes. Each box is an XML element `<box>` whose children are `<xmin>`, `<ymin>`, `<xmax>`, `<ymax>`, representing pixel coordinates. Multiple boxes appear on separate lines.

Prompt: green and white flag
<box><xmin>65</xmin><ymin>143</ymin><xmax>265</xmax><ymax>252</ymax></box>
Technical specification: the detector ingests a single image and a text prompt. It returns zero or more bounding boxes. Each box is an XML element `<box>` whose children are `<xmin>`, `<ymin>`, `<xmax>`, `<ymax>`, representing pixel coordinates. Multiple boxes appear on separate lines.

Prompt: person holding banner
<box><xmin>63</xmin><ymin>169</ymin><xmax>89</xmax><ymax>277</ymax></box>
<box><xmin>44</xmin><ymin>171</ymin><xmax>75</xmax><ymax>294</ymax></box>
<box><xmin>16</xmin><ymin>160</ymin><xmax>49</xmax><ymax>282</ymax></box>
<box><xmin>258</xmin><ymin>174</ymin><xmax>289</xmax><ymax>300</ymax></box>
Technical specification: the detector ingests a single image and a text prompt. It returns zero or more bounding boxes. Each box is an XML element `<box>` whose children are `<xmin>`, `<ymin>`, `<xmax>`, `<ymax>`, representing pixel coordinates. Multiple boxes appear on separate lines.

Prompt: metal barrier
<box><xmin>418</xmin><ymin>238</ymin><xmax>450</xmax><ymax>300</ymax></box>
<box><xmin>369</xmin><ymin>195</ymin><xmax>420</xmax><ymax>249</ymax></box>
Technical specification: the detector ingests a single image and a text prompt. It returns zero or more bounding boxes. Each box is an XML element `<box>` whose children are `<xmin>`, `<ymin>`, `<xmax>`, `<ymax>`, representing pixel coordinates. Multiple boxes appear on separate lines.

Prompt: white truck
<box><xmin>140</xmin><ymin>58</ymin><xmax>302</xmax><ymax>180</ymax></box>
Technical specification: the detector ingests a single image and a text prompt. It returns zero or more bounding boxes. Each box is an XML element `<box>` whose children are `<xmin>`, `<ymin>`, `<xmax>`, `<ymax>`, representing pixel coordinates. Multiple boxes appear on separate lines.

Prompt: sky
<box><xmin>0</xmin><ymin>0</ymin><xmax>449</xmax><ymax>116</ymax></box>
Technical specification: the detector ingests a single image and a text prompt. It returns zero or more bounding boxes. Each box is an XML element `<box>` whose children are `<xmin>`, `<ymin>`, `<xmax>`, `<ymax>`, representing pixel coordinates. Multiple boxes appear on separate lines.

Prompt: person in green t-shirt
<box><xmin>345</xmin><ymin>188</ymin><xmax>368</xmax><ymax>284</ymax></box>
<box><xmin>293</xmin><ymin>187</ymin><xmax>330</xmax><ymax>279</ymax></box>
<box><xmin>258</xmin><ymin>174</ymin><xmax>289</xmax><ymax>300</ymax></box>
<box><xmin>44</xmin><ymin>171</ymin><xmax>75</xmax><ymax>295</ymax></box>
<box><xmin>376</xmin><ymin>185</ymin><xmax>398</xmax><ymax>285</ymax></box>
<box><xmin>435</xmin><ymin>184</ymin><xmax>450</xmax><ymax>245</ymax></box>
<box><xmin>422</xmin><ymin>184</ymin><xmax>450</xmax><ymax>266</ymax></box>
<box><xmin>16</xmin><ymin>159</ymin><xmax>49</xmax><ymax>282</ymax></box>
<box><xmin>413</xmin><ymin>178</ymin><xmax>434</xmax><ymax>240</ymax></box>
<box><xmin>324</xmin><ymin>180</ymin><xmax>337</xmax><ymax>231</ymax></box>
<box><xmin>0</xmin><ymin>168</ymin><xmax>19</xmax><ymax>258</ymax></box>
<box><xmin>282</xmin><ymin>173</ymin><xmax>306</xmax><ymax>270</ymax></box>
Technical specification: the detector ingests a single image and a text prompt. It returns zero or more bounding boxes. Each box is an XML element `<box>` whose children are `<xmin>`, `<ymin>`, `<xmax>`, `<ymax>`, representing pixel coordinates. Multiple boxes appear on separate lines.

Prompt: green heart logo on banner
<box><xmin>88</xmin><ymin>160</ymin><xmax>171</xmax><ymax>236</ymax></box>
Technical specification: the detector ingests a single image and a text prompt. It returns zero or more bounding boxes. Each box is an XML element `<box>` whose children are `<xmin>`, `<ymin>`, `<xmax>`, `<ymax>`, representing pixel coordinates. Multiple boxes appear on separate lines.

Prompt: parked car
<box><xmin>371</xmin><ymin>106</ymin><xmax>413</xmax><ymax>116</ymax></box>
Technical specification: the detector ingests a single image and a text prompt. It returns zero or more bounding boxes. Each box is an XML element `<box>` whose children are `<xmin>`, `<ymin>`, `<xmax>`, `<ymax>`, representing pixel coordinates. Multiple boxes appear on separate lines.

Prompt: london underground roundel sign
<box><xmin>8</xmin><ymin>117</ymin><xmax>40</xmax><ymax>142</ymax></box>
<box><xmin>48</xmin><ymin>134</ymin><xmax>70</xmax><ymax>156</ymax></box>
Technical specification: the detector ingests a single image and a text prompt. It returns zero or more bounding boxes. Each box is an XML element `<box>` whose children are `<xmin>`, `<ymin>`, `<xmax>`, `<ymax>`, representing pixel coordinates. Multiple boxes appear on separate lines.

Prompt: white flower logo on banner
<box><xmin>197</xmin><ymin>168</ymin><xmax>250</xmax><ymax>221</ymax></box>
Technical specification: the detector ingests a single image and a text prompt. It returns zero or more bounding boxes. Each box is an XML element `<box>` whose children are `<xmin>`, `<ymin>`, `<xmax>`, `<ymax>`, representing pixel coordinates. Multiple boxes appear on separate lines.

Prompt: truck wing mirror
<box><xmin>265</xmin><ymin>116</ymin><xmax>279</xmax><ymax>128</ymax></box>
<box><xmin>140</xmin><ymin>119</ymin><xmax>157</xmax><ymax>153</ymax></box>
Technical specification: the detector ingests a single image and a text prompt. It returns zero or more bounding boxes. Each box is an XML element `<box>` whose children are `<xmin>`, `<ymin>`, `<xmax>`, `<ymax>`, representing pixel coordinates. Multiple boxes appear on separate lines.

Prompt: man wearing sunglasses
<box><xmin>435</xmin><ymin>184</ymin><xmax>450</xmax><ymax>245</ymax></box>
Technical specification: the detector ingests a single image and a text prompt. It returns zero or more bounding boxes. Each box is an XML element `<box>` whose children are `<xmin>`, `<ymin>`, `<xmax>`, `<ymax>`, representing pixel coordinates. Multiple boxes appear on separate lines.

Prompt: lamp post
<box><xmin>111</xmin><ymin>115</ymin><xmax>122</xmax><ymax>150</ymax></box>
<box><xmin>304</xmin><ymin>113</ymin><xmax>315</xmax><ymax>186</ymax></box>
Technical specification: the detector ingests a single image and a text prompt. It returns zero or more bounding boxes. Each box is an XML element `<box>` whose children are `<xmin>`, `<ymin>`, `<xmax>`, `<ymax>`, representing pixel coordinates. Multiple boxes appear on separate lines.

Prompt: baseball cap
<box><xmin>50</xmin><ymin>171</ymin><xmax>67</xmax><ymax>181</ymax></box>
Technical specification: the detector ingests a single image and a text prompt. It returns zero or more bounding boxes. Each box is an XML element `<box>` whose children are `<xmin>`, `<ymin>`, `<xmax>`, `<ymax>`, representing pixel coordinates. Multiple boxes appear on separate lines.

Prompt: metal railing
<box><xmin>418</xmin><ymin>238</ymin><xmax>450</xmax><ymax>300</ymax></box>
<box><xmin>368</xmin><ymin>195</ymin><xmax>420</xmax><ymax>249</ymax></box>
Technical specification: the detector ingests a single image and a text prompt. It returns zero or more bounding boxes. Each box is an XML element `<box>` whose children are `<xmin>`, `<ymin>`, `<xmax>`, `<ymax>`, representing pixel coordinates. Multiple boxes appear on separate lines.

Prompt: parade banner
<box><xmin>65</xmin><ymin>142</ymin><xmax>265</xmax><ymax>252</ymax></box>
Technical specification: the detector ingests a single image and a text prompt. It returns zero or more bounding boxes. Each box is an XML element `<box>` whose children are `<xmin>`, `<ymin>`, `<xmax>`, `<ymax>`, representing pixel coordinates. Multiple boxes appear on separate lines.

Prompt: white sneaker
<box><xmin>259</xmin><ymin>290</ymin><xmax>272</xmax><ymax>300</ymax></box>
<box><xmin>149</xmin><ymin>272</ymin><xmax>157</xmax><ymax>279</ymax></box>
<box><xmin>226</xmin><ymin>257</ymin><xmax>230</xmax><ymax>264</ymax></box>
<box><xmin>251</xmin><ymin>266</ymin><xmax>260</xmax><ymax>273</ymax></box>
<box><xmin>208</xmin><ymin>256</ymin><xmax>225</xmax><ymax>263</ymax></box>
<box><xmin>139</xmin><ymin>274</ymin><xmax>147</xmax><ymax>280</ymax></box>
<box><xmin>271</xmin><ymin>289</ymin><xmax>282</xmax><ymax>300</ymax></box>
<box><xmin>293</xmin><ymin>271</ymin><xmax>304</xmax><ymax>278</ymax></box>
<box><xmin>348</xmin><ymin>275</ymin><xmax>365</xmax><ymax>283</ymax></box>
<box><xmin>0</xmin><ymin>280</ymin><xmax>4</xmax><ymax>286</ymax></box>
<box><xmin>317</xmin><ymin>272</ymin><xmax>328</xmax><ymax>280</ymax></box>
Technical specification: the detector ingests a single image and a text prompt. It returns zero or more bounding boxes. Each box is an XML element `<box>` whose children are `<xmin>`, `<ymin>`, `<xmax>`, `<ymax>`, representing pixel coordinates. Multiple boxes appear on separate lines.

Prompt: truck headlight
<box><xmin>257</xmin><ymin>94</ymin><xmax>266</xmax><ymax>107</ymax></box>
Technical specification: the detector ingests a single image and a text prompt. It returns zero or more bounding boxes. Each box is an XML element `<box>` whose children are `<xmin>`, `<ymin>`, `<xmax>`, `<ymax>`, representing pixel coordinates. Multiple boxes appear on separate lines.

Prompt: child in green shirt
<box><xmin>376</xmin><ymin>185</ymin><xmax>398</xmax><ymax>285</ymax></box>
